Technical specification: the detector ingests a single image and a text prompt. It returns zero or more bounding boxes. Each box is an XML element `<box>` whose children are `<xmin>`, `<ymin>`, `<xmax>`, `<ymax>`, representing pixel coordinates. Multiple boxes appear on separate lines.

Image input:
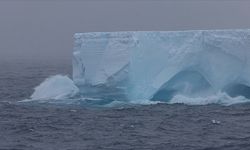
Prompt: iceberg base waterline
<box><xmin>23</xmin><ymin>75</ymin><xmax>250</xmax><ymax>106</ymax></box>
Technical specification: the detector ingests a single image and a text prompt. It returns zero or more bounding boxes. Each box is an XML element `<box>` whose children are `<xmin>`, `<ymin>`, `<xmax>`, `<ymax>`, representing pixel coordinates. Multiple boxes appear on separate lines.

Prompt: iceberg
<box><xmin>27</xmin><ymin>29</ymin><xmax>250</xmax><ymax>106</ymax></box>
<box><xmin>73</xmin><ymin>30</ymin><xmax>250</xmax><ymax>103</ymax></box>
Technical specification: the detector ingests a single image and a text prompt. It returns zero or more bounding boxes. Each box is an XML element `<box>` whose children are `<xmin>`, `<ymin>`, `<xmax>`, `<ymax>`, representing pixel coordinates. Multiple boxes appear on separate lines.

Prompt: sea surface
<box><xmin>1</xmin><ymin>59</ymin><xmax>250</xmax><ymax>150</ymax></box>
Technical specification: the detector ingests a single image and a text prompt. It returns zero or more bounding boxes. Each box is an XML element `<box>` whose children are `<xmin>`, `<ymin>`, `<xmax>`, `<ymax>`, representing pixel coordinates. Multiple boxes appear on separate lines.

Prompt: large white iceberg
<box><xmin>26</xmin><ymin>29</ymin><xmax>250</xmax><ymax>106</ymax></box>
<box><xmin>73</xmin><ymin>30</ymin><xmax>250</xmax><ymax>103</ymax></box>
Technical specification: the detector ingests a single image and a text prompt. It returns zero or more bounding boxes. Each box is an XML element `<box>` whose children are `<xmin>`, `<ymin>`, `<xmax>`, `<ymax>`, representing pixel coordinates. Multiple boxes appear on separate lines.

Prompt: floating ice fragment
<box><xmin>30</xmin><ymin>75</ymin><xmax>79</xmax><ymax>100</ymax></box>
<box><xmin>212</xmin><ymin>120</ymin><xmax>221</xmax><ymax>124</ymax></box>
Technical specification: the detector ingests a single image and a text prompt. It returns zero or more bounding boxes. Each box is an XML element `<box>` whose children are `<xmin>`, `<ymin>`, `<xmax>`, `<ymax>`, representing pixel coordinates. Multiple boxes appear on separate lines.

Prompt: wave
<box><xmin>21</xmin><ymin>75</ymin><xmax>250</xmax><ymax>107</ymax></box>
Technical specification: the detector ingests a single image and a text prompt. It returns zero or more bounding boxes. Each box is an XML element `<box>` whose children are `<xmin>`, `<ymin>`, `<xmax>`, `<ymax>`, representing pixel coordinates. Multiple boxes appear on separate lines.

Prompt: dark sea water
<box><xmin>1</xmin><ymin>60</ymin><xmax>250</xmax><ymax>150</ymax></box>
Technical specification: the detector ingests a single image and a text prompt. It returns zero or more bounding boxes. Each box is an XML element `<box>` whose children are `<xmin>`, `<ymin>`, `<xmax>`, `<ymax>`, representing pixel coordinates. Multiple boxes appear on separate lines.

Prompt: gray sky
<box><xmin>0</xmin><ymin>0</ymin><xmax>250</xmax><ymax>61</ymax></box>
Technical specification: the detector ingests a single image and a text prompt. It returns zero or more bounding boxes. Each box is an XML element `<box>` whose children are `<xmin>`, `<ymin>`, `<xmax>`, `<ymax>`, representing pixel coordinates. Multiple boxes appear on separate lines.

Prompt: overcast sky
<box><xmin>0</xmin><ymin>0</ymin><xmax>250</xmax><ymax>62</ymax></box>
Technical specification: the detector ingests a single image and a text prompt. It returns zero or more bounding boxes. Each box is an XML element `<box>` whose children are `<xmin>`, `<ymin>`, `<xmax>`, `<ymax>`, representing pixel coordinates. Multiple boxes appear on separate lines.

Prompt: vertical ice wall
<box><xmin>73</xmin><ymin>30</ymin><xmax>250</xmax><ymax>101</ymax></box>
<box><xmin>73</xmin><ymin>32</ymin><xmax>137</xmax><ymax>86</ymax></box>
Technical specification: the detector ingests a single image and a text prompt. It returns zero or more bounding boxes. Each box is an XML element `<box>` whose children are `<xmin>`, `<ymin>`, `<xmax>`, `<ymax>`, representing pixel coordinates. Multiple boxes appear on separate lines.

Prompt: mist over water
<box><xmin>1</xmin><ymin>0</ymin><xmax>250</xmax><ymax>61</ymax></box>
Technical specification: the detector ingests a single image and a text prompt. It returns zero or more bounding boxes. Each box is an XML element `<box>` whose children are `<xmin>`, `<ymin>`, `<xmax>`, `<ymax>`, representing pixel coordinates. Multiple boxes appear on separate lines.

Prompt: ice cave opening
<box><xmin>151</xmin><ymin>70</ymin><xmax>213</xmax><ymax>101</ymax></box>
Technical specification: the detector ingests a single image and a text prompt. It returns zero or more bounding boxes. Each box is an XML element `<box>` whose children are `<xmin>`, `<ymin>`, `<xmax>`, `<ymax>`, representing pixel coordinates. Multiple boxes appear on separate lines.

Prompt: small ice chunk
<box><xmin>30</xmin><ymin>75</ymin><xmax>79</xmax><ymax>100</ymax></box>
<box><xmin>212</xmin><ymin>119</ymin><xmax>221</xmax><ymax>124</ymax></box>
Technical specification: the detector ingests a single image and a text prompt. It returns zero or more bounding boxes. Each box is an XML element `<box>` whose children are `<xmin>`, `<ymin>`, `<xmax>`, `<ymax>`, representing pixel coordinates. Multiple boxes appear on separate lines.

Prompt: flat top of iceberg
<box><xmin>74</xmin><ymin>29</ymin><xmax>250</xmax><ymax>36</ymax></box>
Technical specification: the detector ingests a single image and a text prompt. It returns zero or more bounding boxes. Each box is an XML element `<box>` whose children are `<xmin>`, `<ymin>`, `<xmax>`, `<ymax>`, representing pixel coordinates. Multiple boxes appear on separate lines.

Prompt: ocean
<box><xmin>1</xmin><ymin>59</ymin><xmax>250</xmax><ymax>150</ymax></box>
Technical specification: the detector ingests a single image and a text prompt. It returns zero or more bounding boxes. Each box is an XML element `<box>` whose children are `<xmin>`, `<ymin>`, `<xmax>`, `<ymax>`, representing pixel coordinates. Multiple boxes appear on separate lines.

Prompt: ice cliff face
<box><xmin>73</xmin><ymin>30</ymin><xmax>250</xmax><ymax>102</ymax></box>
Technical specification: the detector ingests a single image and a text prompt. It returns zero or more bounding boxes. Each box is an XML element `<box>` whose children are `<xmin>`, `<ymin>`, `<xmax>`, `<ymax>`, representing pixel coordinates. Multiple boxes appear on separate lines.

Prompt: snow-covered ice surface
<box><xmin>27</xmin><ymin>29</ymin><xmax>250</xmax><ymax>106</ymax></box>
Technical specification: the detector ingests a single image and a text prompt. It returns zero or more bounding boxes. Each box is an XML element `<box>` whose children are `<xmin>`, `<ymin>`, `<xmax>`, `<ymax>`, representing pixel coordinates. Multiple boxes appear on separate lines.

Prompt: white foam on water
<box><xmin>168</xmin><ymin>92</ymin><xmax>250</xmax><ymax>106</ymax></box>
